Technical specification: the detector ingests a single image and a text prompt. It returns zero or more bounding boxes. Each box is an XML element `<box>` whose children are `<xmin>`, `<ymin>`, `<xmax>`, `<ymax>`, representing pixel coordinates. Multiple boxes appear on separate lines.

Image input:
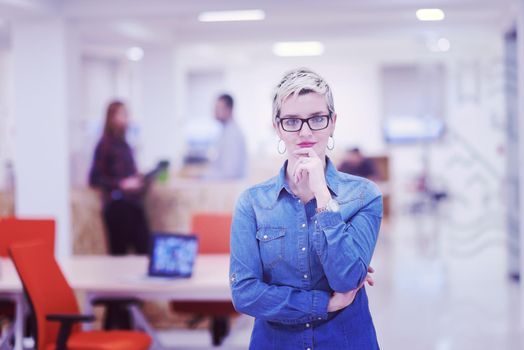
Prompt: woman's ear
<box><xmin>273</xmin><ymin>121</ymin><xmax>283</xmax><ymax>139</ymax></box>
<box><xmin>328</xmin><ymin>112</ymin><xmax>337</xmax><ymax>136</ymax></box>
<box><xmin>331</xmin><ymin>112</ymin><xmax>337</xmax><ymax>126</ymax></box>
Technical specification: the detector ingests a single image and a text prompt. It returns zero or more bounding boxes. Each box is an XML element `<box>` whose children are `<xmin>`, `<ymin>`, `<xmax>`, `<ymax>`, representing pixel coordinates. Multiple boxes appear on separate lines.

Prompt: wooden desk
<box><xmin>69</xmin><ymin>255</ymin><xmax>231</xmax><ymax>301</ymax></box>
<box><xmin>0</xmin><ymin>255</ymin><xmax>231</xmax><ymax>350</ymax></box>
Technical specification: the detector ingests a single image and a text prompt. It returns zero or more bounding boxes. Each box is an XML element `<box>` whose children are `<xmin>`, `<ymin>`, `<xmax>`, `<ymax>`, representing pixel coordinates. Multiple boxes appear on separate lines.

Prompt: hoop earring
<box><xmin>327</xmin><ymin>136</ymin><xmax>335</xmax><ymax>150</ymax></box>
<box><xmin>277</xmin><ymin>139</ymin><xmax>286</xmax><ymax>154</ymax></box>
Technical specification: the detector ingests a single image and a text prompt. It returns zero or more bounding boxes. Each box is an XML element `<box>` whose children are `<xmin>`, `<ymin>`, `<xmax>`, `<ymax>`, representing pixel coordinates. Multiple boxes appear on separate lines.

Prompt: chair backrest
<box><xmin>0</xmin><ymin>218</ymin><xmax>55</xmax><ymax>257</ymax></box>
<box><xmin>190</xmin><ymin>213</ymin><xmax>232</xmax><ymax>254</ymax></box>
<box><xmin>9</xmin><ymin>241</ymin><xmax>80</xmax><ymax>350</ymax></box>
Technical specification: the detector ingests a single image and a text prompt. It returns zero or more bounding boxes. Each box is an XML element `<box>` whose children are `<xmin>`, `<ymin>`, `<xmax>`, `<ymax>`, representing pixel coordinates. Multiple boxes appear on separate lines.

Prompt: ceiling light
<box><xmin>198</xmin><ymin>10</ymin><xmax>265</xmax><ymax>22</ymax></box>
<box><xmin>115</xmin><ymin>22</ymin><xmax>155</xmax><ymax>41</ymax></box>
<box><xmin>126</xmin><ymin>47</ymin><xmax>144</xmax><ymax>61</ymax></box>
<box><xmin>273</xmin><ymin>41</ymin><xmax>324</xmax><ymax>57</ymax></box>
<box><xmin>416</xmin><ymin>8</ymin><xmax>445</xmax><ymax>21</ymax></box>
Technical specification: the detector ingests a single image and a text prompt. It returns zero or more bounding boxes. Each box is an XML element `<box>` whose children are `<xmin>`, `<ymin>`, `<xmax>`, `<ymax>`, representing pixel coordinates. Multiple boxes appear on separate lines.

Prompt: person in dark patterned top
<box><xmin>89</xmin><ymin>100</ymin><xmax>149</xmax><ymax>256</ymax></box>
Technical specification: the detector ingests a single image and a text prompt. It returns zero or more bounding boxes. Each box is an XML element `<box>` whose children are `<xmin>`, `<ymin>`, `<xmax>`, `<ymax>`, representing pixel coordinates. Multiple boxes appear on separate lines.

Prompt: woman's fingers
<box><xmin>291</xmin><ymin>148</ymin><xmax>319</xmax><ymax>174</ymax></box>
<box><xmin>366</xmin><ymin>266</ymin><xmax>375</xmax><ymax>285</ymax></box>
<box><xmin>291</xmin><ymin>156</ymin><xmax>307</xmax><ymax>178</ymax></box>
<box><xmin>293</xmin><ymin>161</ymin><xmax>304</xmax><ymax>183</ymax></box>
<box><xmin>366</xmin><ymin>275</ymin><xmax>374</xmax><ymax>286</ymax></box>
<box><xmin>292</xmin><ymin>148</ymin><xmax>312</xmax><ymax>158</ymax></box>
<box><xmin>292</xmin><ymin>158</ymin><xmax>312</xmax><ymax>184</ymax></box>
<box><xmin>292</xmin><ymin>147</ymin><xmax>319</xmax><ymax>159</ymax></box>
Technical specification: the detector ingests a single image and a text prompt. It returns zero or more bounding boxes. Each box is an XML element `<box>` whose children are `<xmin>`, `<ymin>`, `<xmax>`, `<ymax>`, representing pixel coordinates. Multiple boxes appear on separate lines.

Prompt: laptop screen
<box><xmin>148</xmin><ymin>233</ymin><xmax>199</xmax><ymax>278</ymax></box>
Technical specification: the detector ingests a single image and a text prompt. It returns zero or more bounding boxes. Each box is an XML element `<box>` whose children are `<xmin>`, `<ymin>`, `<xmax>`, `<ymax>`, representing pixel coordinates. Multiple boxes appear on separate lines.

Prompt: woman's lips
<box><xmin>297</xmin><ymin>142</ymin><xmax>316</xmax><ymax>148</ymax></box>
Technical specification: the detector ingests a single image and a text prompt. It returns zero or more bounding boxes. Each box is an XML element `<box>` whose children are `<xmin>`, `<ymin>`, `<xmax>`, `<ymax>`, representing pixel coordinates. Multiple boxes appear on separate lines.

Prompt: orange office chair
<box><xmin>9</xmin><ymin>241</ymin><xmax>151</xmax><ymax>350</ymax></box>
<box><xmin>0</xmin><ymin>218</ymin><xmax>56</xmax><ymax>347</ymax></box>
<box><xmin>0</xmin><ymin>217</ymin><xmax>55</xmax><ymax>257</ymax></box>
<box><xmin>170</xmin><ymin>212</ymin><xmax>236</xmax><ymax>346</ymax></box>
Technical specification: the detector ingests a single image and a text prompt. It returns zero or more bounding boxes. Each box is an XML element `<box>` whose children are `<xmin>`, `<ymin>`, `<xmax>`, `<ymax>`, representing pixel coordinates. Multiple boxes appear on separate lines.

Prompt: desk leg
<box><xmin>0</xmin><ymin>321</ymin><xmax>15</xmax><ymax>350</ymax></box>
<box><xmin>13</xmin><ymin>294</ymin><xmax>24</xmax><ymax>350</ymax></box>
<box><xmin>211</xmin><ymin>316</ymin><xmax>230</xmax><ymax>346</ymax></box>
<box><xmin>128</xmin><ymin>305</ymin><xmax>168</xmax><ymax>350</ymax></box>
<box><xmin>83</xmin><ymin>294</ymin><xmax>95</xmax><ymax>331</ymax></box>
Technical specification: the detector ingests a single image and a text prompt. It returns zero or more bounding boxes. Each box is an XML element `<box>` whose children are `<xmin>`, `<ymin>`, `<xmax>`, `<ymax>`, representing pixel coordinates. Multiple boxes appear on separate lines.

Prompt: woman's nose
<box><xmin>299</xmin><ymin>122</ymin><xmax>313</xmax><ymax>136</ymax></box>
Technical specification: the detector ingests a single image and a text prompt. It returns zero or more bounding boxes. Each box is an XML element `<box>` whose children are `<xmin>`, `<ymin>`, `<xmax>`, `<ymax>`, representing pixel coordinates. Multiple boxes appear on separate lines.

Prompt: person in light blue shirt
<box><xmin>205</xmin><ymin>93</ymin><xmax>247</xmax><ymax>180</ymax></box>
<box><xmin>229</xmin><ymin>68</ymin><xmax>382</xmax><ymax>350</ymax></box>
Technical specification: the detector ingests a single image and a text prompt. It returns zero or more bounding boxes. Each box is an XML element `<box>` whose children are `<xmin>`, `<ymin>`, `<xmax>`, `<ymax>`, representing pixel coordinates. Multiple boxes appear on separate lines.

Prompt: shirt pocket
<box><xmin>256</xmin><ymin>228</ymin><xmax>286</xmax><ymax>269</ymax></box>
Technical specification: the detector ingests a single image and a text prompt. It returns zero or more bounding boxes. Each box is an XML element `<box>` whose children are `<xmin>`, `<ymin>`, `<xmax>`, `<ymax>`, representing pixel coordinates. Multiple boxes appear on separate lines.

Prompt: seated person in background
<box><xmin>204</xmin><ymin>93</ymin><xmax>247</xmax><ymax>180</ymax></box>
<box><xmin>89</xmin><ymin>100</ymin><xmax>150</xmax><ymax>256</ymax></box>
<box><xmin>338</xmin><ymin>147</ymin><xmax>380</xmax><ymax>181</ymax></box>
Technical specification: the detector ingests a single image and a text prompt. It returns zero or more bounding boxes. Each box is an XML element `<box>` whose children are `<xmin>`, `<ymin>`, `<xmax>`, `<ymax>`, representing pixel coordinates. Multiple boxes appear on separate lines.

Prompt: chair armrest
<box><xmin>92</xmin><ymin>297</ymin><xmax>143</xmax><ymax>306</ymax></box>
<box><xmin>46</xmin><ymin>314</ymin><xmax>96</xmax><ymax>350</ymax></box>
<box><xmin>46</xmin><ymin>314</ymin><xmax>96</xmax><ymax>323</ymax></box>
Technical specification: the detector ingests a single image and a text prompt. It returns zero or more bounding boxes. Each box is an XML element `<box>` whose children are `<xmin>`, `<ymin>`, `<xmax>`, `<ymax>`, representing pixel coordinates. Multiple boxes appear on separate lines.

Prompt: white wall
<box><xmin>65</xmin><ymin>29</ymin><xmax>506</xmax><ymax>227</ymax></box>
<box><xmin>138</xmin><ymin>46</ymin><xmax>177</xmax><ymax>169</ymax></box>
<box><xmin>71</xmin><ymin>55</ymin><xmax>140</xmax><ymax>186</ymax></box>
<box><xmin>0</xmin><ymin>49</ymin><xmax>14</xmax><ymax>190</ymax></box>
<box><xmin>12</xmin><ymin>19</ymin><xmax>74</xmax><ymax>258</ymax></box>
<box><xmin>173</xmin><ymin>34</ymin><xmax>503</xmax><ymax>157</ymax></box>
<box><xmin>172</xmin><ymin>32</ymin><xmax>506</xmax><ymax>223</ymax></box>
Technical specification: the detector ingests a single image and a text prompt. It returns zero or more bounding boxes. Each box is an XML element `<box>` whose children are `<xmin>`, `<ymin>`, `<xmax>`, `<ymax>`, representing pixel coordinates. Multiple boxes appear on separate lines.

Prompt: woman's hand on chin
<box><xmin>291</xmin><ymin>148</ymin><xmax>330</xmax><ymax>205</ymax></box>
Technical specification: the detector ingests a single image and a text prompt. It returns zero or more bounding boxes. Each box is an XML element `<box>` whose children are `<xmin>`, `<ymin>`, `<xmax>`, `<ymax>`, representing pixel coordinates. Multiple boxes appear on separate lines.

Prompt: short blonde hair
<box><xmin>272</xmin><ymin>68</ymin><xmax>335</xmax><ymax>123</ymax></box>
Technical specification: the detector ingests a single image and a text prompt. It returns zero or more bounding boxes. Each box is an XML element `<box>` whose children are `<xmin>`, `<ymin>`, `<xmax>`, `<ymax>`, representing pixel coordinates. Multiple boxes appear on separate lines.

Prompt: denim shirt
<box><xmin>229</xmin><ymin>158</ymin><xmax>382</xmax><ymax>350</ymax></box>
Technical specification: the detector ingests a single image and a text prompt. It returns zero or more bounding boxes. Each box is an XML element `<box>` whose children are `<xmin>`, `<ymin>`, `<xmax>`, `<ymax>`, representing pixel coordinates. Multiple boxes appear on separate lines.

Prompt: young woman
<box><xmin>230</xmin><ymin>68</ymin><xmax>382</xmax><ymax>349</ymax></box>
<box><xmin>89</xmin><ymin>100</ymin><xmax>149</xmax><ymax>256</ymax></box>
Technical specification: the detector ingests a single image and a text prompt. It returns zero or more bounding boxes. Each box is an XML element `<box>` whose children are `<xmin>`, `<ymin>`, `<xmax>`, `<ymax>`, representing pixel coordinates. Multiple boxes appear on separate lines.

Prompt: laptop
<box><xmin>147</xmin><ymin>233</ymin><xmax>199</xmax><ymax>278</ymax></box>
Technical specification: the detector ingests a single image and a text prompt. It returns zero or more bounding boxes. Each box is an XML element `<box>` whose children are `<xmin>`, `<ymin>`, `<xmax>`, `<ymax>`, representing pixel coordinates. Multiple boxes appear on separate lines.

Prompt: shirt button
<box><xmin>305</xmin><ymin>323</ymin><xmax>310</xmax><ymax>328</ymax></box>
<box><xmin>307</xmin><ymin>348</ymin><xmax>311</xmax><ymax>350</ymax></box>
<box><xmin>318</xmin><ymin>317</ymin><xmax>322</xmax><ymax>320</ymax></box>
<box><xmin>304</xmin><ymin>274</ymin><xmax>308</xmax><ymax>279</ymax></box>
<box><xmin>314</xmin><ymin>220</ymin><xmax>318</xmax><ymax>224</ymax></box>
<box><xmin>263</xmin><ymin>235</ymin><xmax>268</xmax><ymax>239</ymax></box>
<box><xmin>301</xmin><ymin>247</ymin><xmax>306</xmax><ymax>251</ymax></box>
<box><xmin>301</xmin><ymin>223</ymin><xmax>306</xmax><ymax>228</ymax></box>
<box><xmin>298</xmin><ymin>199</ymin><xmax>301</xmax><ymax>203</ymax></box>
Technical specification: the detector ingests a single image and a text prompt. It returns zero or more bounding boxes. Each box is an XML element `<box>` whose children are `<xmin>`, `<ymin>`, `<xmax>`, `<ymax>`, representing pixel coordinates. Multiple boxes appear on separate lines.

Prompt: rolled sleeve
<box><xmin>315</xmin><ymin>210</ymin><xmax>343</xmax><ymax>229</ymax></box>
<box><xmin>313</xmin><ymin>182</ymin><xmax>383</xmax><ymax>292</ymax></box>
<box><xmin>312</xmin><ymin>289</ymin><xmax>330</xmax><ymax>321</ymax></box>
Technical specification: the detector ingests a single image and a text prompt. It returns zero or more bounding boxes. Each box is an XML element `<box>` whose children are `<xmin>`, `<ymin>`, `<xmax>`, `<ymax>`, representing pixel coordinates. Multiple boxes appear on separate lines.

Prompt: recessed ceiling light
<box><xmin>416</xmin><ymin>8</ymin><xmax>445</xmax><ymax>21</ymax></box>
<box><xmin>273</xmin><ymin>41</ymin><xmax>324</xmax><ymax>57</ymax></box>
<box><xmin>126</xmin><ymin>47</ymin><xmax>144</xmax><ymax>61</ymax></box>
<box><xmin>437</xmin><ymin>38</ymin><xmax>451</xmax><ymax>52</ymax></box>
<box><xmin>198</xmin><ymin>10</ymin><xmax>265</xmax><ymax>22</ymax></box>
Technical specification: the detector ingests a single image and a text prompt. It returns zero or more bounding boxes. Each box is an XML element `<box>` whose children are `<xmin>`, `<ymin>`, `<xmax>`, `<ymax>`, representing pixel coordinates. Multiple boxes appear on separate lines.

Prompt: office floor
<box><xmin>156</xmin><ymin>209</ymin><xmax>524</xmax><ymax>350</ymax></box>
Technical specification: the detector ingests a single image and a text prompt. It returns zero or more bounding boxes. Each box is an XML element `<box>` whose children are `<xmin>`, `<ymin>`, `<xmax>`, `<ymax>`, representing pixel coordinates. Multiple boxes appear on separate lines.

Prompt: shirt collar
<box><xmin>273</xmin><ymin>156</ymin><xmax>340</xmax><ymax>204</ymax></box>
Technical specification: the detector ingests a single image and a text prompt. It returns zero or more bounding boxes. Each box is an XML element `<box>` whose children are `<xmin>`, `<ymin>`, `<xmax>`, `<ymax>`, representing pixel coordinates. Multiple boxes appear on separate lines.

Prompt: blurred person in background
<box><xmin>204</xmin><ymin>93</ymin><xmax>247</xmax><ymax>180</ymax></box>
<box><xmin>338</xmin><ymin>147</ymin><xmax>380</xmax><ymax>181</ymax></box>
<box><xmin>89</xmin><ymin>100</ymin><xmax>150</xmax><ymax>256</ymax></box>
<box><xmin>89</xmin><ymin>100</ymin><xmax>150</xmax><ymax>330</ymax></box>
<box><xmin>230</xmin><ymin>68</ymin><xmax>382</xmax><ymax>349</ymax></box>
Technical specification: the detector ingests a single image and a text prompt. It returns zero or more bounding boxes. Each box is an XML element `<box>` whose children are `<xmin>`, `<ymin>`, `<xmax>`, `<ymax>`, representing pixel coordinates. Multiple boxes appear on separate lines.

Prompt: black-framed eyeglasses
<box><xmin>277</xmin><ymin>114</ymin><xmax>331</xmax><ymax>132</ymax></box>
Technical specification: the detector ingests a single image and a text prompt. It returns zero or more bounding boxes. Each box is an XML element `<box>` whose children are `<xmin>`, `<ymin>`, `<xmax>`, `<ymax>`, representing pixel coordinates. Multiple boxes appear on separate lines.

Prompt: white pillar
<box><xmin>12</xmin><ymin>18</ymin><xmax>74</xmax><ymax>258</ymax></box>
<box><xmin>138</xmin><ymin>46</ymin><xmax>177</xmax><ymax>169</ymax></box>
